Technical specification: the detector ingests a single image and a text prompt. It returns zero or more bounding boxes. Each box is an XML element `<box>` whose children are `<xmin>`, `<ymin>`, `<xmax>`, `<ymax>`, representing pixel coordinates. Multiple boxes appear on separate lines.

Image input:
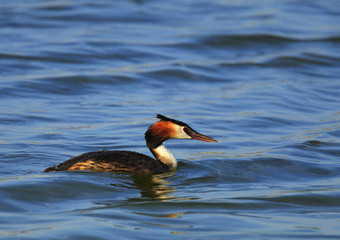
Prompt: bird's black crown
<box><xmin>156</xmin><ymin>114</ymin><xmax>187</xmax><ymax>127</ymax></box>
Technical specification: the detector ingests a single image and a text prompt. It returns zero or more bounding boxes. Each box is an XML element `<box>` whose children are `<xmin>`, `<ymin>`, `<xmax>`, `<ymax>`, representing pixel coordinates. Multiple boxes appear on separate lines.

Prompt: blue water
<box><xmin>1</xmin><ymin>0</ymin><xmax>340</xmax><ymax>239</ymax></box>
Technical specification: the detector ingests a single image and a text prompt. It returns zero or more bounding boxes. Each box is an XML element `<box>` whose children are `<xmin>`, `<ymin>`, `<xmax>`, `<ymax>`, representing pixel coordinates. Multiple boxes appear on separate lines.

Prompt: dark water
<box><xmin>1</xmin><ymin>0</ymin><xmax>340</xmax><ymax>239</ymax></box>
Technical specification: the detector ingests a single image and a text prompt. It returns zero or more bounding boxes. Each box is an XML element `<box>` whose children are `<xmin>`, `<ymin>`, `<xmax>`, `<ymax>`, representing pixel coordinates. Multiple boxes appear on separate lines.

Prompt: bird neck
<box><xmin>149</xmin><ymin>144</ymin><xmax>177</xmax><ymax>170</ymax></box>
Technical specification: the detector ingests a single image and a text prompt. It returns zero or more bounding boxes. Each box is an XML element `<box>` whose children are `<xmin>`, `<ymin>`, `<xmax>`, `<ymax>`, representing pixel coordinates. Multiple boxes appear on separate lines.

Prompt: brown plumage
<box><xmin>44</xmin><ymin>114</ymin><xmax>217</xmax><ymax>173</ymax></box>
<box><xmin>44</xmin><ymin>150</ymin><xmax>168</xmax><ymax>173</ymax></box>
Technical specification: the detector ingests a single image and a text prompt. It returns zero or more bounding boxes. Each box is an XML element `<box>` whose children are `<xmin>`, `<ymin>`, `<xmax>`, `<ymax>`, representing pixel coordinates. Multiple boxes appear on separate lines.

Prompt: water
<box><xmin>1</xmin><ymin>0</ymin><xmax>340</xmax><ymax>239</ymax></box>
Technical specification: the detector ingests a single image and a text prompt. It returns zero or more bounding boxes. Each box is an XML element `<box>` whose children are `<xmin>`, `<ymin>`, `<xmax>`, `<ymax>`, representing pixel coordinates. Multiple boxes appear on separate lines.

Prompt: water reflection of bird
<box><xmin>44</xmin><ymin>114</ymin><xmax>217</xmax><ymax>173</ymax></box>
<box><xmin>130</xmin><ymin>172</ymin><xmax>177</xmax><ymax>201</ymax></box>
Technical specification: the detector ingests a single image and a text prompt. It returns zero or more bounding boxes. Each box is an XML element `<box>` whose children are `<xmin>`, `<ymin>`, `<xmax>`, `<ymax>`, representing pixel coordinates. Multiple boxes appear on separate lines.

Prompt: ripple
<box><xmin>296</xmin><ymin>140</ymin><xmax>340</xmax><ymax>159</ymax></box>
<box><xmin>244</xmin><ymin>192</ymin><xmax>340</xmax><ymax>208</ymax></box>
<box><xmin>199</xmin><ymin>33</ymin><xmax>297</xmax><ymax>47</ymax></box>
<box><xmin>258</xmin><ymin>52</ymin><xmax>340</xmax><ymax>68</ymax></box>
<box><xmin>0</xmin><ymin>52</ymin><xmax>83</xmax><ymax>64</ymax></box>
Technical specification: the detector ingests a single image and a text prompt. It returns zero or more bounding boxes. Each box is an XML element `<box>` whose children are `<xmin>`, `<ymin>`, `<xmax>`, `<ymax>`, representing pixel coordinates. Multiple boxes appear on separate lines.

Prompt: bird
<box><xmin>44</xmin><ymin>114</ymin><xmax>217</xmax><ymax>173</ymax></box>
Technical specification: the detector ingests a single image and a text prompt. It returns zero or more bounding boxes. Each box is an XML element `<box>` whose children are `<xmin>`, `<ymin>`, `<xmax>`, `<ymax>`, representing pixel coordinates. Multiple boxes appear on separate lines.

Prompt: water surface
<box><xmin>1</xmin><ymin>0</ymin><xmax>340</xmax><ymax>239</ymax></box>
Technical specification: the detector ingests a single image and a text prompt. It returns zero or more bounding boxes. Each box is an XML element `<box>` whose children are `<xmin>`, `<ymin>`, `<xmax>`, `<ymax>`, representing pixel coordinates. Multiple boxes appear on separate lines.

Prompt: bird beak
<box><xmin>187</xmin><ymin>129</ymin><xmax>217</xmax><ymax>142</ymax></box>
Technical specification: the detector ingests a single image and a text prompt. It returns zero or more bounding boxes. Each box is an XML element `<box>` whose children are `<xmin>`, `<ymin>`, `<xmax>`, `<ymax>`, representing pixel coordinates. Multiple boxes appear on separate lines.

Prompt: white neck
<box><xmin>151</xmin><ymin>145</ymin><xmax>177</xmax><ymax>170</ymax></box>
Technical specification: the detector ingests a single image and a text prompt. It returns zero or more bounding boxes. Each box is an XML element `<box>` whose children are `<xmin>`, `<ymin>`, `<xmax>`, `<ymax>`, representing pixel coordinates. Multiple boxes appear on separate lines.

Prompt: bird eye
<box><xmin>183</xmin><ymin>127</ymin><xmax>188</xmax><ymax>133</ymax></box>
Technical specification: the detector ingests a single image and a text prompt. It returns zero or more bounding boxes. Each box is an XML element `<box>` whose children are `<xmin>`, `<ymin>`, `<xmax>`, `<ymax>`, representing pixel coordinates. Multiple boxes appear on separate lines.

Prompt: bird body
<box><xmin>44</xmin><ymin>114</ymin><xmax>216</xmax><ymax>173</ymax></box>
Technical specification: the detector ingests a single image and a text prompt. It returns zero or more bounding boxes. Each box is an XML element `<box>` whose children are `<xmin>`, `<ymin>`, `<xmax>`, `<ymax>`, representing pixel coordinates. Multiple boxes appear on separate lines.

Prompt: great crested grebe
<box><xmin>44</xmin><ymin>114</ymin><xmax>217</xmax><ymax>173</ymax></box>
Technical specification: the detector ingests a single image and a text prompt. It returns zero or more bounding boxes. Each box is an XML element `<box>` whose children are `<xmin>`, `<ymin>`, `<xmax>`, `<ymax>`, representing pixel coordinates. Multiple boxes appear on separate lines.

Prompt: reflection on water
<box><xmin>128</xmin><ymin>172</ymin><xmax>177</xmax><ymax>201</ymax></box>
